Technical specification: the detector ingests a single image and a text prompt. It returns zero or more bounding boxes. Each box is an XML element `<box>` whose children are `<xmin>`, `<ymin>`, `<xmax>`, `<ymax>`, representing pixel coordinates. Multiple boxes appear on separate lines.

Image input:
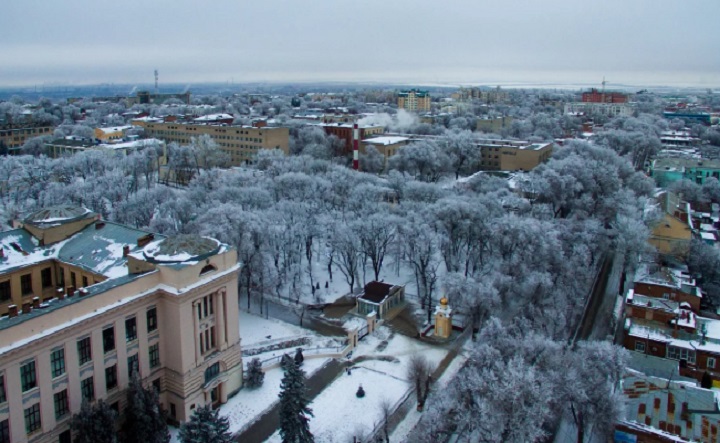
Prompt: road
<box><xmin>233</xmin><ymin>359</ymin><xmax>346</xmax><ymax>443</ymax></box>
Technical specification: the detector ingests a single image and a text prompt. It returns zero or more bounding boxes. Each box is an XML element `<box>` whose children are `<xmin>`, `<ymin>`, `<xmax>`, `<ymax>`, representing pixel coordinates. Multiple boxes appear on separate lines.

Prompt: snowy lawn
<box><xmin>240</xmin><ymin>309</ymin><xmax>321</xmax><ymax>347</ymax></box>
<box><xmin>169</xmin><ymin>358</ymin><xmax>331</xmax><ymax>442</ymax></box>
<box><xmin>266</xmin><ymin>326</ymin><xmax>452</xmax><ymax>443</ymax></box>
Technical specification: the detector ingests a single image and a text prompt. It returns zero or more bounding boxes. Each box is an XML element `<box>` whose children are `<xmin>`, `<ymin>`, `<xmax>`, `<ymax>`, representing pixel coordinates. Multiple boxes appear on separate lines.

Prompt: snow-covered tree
<box><xmin>179</xmin><ymin>405</ymin><xmax>232</xmax><ymax>443</ymax></box>
<box><xmin>71</xmin><ymin>400</ymin><xmax>118</xmax><ymax>443</ymax></box>
<box><xmin>278</xmin><ymin>355</ymin><xmax>314</xmax><ymax>443</ymax></box>
<box><xmin>121</xmin><ymin>373</ymin><xmax>169</xmax><ymax>443</ymax></box>
<box><xmin>246</xmin><ymin>358</ymin><xmax>265</xmax><ymax>388</ymax></box>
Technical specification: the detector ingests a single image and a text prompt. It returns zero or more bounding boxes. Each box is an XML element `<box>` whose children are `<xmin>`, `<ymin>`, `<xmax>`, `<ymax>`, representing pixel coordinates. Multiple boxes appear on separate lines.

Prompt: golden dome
<box><xmin>440</xmin><ymin>297</ymin><xmax>448</xmax><ymax>306</ymax></box>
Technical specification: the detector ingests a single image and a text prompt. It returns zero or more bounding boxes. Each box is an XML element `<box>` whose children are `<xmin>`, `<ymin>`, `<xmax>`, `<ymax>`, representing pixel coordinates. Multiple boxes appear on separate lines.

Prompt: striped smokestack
<box><xmin>353</xmin><ymin>123</ymin><xmax>359</xmax><ymax>170</ymax></box>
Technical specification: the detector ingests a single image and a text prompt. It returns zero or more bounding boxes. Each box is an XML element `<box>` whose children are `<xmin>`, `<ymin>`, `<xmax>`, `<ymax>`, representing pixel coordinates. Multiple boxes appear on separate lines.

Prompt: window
<box><xmin>21</xmin><ymin>360</ymin><xmax>37</xmax><ymax>392</ymax></box>
<box><xmin>205</xmin><ymin>362</ymin><xmax>220</xmax><ymax>383</ymax></box>
<box><xmin>152</xmin><ymin>379</ymin><xmax>161</xmax><ymax>394</ymax></box>
<box><xmin>103</xmin><ymin>327</ymin><xmax>115</xmax><ymax>353</ymax></box>
<box><xmin>0</xmin><ymin>419</ymin><xmax>9</xmax><ymax>443</ymax></box>
<box><xmin>198</xmin><ymin>294</ymin><xmax>214</xmax><ymax>320</ymax></box>
<box><xmin>149</xmin><ymin>344</ymin><xmax>160</xmax><ymax>369</ymax></box>
<box><xmin>128</xmin><ymin>354</ymin><xmax>139</xmax><ymax>378</ymax></box>
<box><xmin>147</xmin><ymin>307</ymin><xmax>158</xmax><ymax>333</ymax></box>
<box><xmin>20</xmin><ymin>273</ymin><xmax>32</xmax><ymax>296</ymax></box>
<box><xmin>58</xmin><ymin>267</ymin><xmax>64</xmax><ymax>286</ymax></box>
<box><xmin>54</xmin><ymin>390</ymin><xmax>69</xmax><ymax>419</ymax></box>
<box><xmin>70</xmin><ymin>272</ymin><xmax>76</xmax><ymax>288</ymax></box>
<box><xmin>668</xmin><ymin>346</ymin><xmax>696</xmax><ymax>364</ymax></box>
<box><xmin>41</xmin><ymin>267</ymin><xmax>52</xmax><ymax>288</ymax></box>
<box><xmin>634</xmin><ymin>341</ymin><xmax>646</xmax><ymax>353</ymax></box>
<box><xmin>24</xmin><ymin>403</ymin><xmax>41</xmax><ymax>434</ymax></box>
<box><xmin>0</xmin><ymin>374</ymin><xmax>5</xmax><ymax>403</ymax></box>
<box><xmin>709</xmin><ymin>357</ymin><xmax>716</xmax><ymax>369</ymax></box>
<box><xmin>82</xmin><ymin>276</ymin><xmax>88</xmax><ymax>288</ymax></box>
<box><xmin>77</xmin><ymin>337</ymin><xmax>92</xmax><ymax>366</ymax></box>
<box><xmin>125</xmin><ymin>317</ymin><xmax>137</xmax><ymax>342</ymax></box>
<box><xmin>51</xmin><ymin>348</ymin><xmax>66</xmax><ymax>378</ymax></box>
<box><xmin>81</xmin><ymin>377</ymin><xmax>94</xmax><ymax>402</ymax></box>
<box><xmin>0</xmin><ymin>281</ymin><xmax>9</xmax><ymax>302</ymax></box>
<box><xmin>105</xmin><ymin>365</ymin><xmax>118</xmax><ymax>390</ymax></box>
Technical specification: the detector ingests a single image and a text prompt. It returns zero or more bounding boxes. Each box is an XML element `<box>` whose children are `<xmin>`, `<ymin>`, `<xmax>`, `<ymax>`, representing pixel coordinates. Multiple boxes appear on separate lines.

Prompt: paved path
<box><xmin>233</xmin><ymin>359</ymin><xmax>346</xmax><ymax>443</ymax></box>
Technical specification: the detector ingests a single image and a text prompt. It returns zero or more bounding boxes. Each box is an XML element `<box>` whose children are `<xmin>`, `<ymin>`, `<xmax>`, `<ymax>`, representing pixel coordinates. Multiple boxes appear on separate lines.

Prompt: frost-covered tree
<box><xmin>71</xmin><ymin>400</ymin><xmax>118</xmax><ymax>443</ymax></box>
<box><xmin>178</xmin><ymin>405</ymin><xmax>232</xmax><ymax>443</ymax></box>
<box><xmin>278</xmin><ymin>355</ymin><xmax>314</xmax><ymax>443</ymax></box>
<box><xmin>246</xmin><ymin>357</ymin><xmax>265</xmax><ymax>388</ymax></box>
<box><xmin>359</xmin><ymin>144</ymin><xmax>385</xmax><ymax>174</ymax></box>
<box><xmin>121</xmin><ymin>373</ymin><xmax>170</xmax><ymax>443</ymax></box>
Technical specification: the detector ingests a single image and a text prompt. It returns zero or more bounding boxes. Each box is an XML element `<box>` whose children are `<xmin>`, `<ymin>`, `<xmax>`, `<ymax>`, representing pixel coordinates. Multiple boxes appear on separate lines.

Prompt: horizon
<box><xmin>1</xmin><ymin>0</ymin><xmax>719</xmax><ymax>90</ymax></box>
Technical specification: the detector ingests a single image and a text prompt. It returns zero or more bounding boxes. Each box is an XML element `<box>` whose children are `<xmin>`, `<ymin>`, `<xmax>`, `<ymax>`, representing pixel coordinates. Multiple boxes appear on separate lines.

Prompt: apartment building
<box><xmin>563</xmin><ymin>101</ymin><xmax>634</xmax><ymax>117</ymax></box>
<box><xmin>397</xmin><ymin>90</ymin><xmax>431</xmax><ymax>113</ymax></box>
<box><xmin>141</xmin><ymin>121</ymin><xmax>289</xmax><ymax>166</ymax></box>
<box><xmin>0</xmin><ymin>206</ymin><xmax>242</xmax><ymax>443</ymax></box>
<box><xmin>477</xmin><ymin>140</ymin><xmax>553</xmax><ymax>171</ymax></box>
<box><xmin>0</xmin><ymin>124</ymin><xmax>55</xmax><ymax>153</ymax></box>
<box><xmin>93</xmin><ymin>126</ymin><xmax>134</xmax><ymax>143</ymax></box>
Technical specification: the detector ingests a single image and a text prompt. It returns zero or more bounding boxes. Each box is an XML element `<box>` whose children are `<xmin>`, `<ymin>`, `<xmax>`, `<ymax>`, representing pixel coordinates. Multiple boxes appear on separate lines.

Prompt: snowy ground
<box><xmin>265</xmin><ymin>326</ymin><xmax>451</xmax><ymax>443</ymax></box>
<box><xmin>266</xmin><ymin>255</ymin><xmax>418</xmax><ymax>306</ymax></box>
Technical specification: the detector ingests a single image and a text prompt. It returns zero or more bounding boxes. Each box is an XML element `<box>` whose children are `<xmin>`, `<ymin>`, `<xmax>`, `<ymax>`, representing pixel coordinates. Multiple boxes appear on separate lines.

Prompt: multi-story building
<box><xmin>476</xmin><ymin>116</ymin><xmax>513</xmax><ymax>133</ymax></box>
<box><xmin>93</xmin><ymin>126</ymin><xmax>134</xmax><ymax>143</ymax></box>
<box><xmin>581</xmin><ymin>88</ymin><xmax>628</xmax><ymax>103</ymax></box>
<box><xmin>453</xmin><ymin>87</ymin><xmax>509</xmax><ymax>104</ymax></box>
<box><xmin>651</xmin><ymin>158</ymin><xmax>720</xmax><ymax>186</ymax></box>
<box><xmin>44</xmin><ymin>137</ymin><xmax>167</xmax><ymax>162</ymax></box>
<box><xmin>397</xmin><ymin>90</ymin><xmax>431</xmax><ymax>113</ymax></box>
<box><xmin>141</xmin><ymin>121</ymin><xmax>290</xmax><ymax>166</ymax></box>
<box><xmin>476</xmin><ymin>140</ymin><xmax>553</xmax><ymax>171</ymax></box>
<box><xmin>0</xmin><ymin>123</ymin><xmax>55</xmax><ymax>154</ymax></box>
<box><xmin>0</xmin><ymin>206</ymin><xmax>242</xmax><ymax>442</ymax></box>
<box><xmin>361</xmin><ymin>136</ymin><xmax>410</xmax><ymax>169</ymax></box>
<box><xmin>563</xmin><ymin>101</ymin><xmax>634</xmax><ymax>117</ymax></box>
<box><xmin>319</xmin><ymin>123</ymin><xmax>384</xmax><ymax>156</ymax></box>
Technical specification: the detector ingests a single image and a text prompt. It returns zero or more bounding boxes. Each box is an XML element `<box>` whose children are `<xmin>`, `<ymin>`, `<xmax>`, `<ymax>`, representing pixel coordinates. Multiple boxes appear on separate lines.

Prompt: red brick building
<box><xmin>319</xmin><ymin>123</ymin><xmax>384</xmax><ymax>155</ymax></box>
<box><xmin>582</xmin><ymin>88</ymin><xmax>628</xmax><ymax>103</ymax></box>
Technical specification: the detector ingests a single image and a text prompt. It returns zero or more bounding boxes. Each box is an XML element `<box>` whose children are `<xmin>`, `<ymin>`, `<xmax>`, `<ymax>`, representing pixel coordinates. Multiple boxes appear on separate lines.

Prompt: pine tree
<box><xmin>179</xmin><ymin>405</ymin><xmax>231</xmax><ymax>443</ymax></box>
<box><xmin>122</xmin><ymin>373</ymin><xmax>170</xmax><ymax>443</ymax></box>
<box><xmin>246</xmin><ymin>357</ymin><xmax>265</xmax><ymax>388</ymax></box>
<box><xmin>71</xmin><ymin>400</ymin><xmax>118</xmax><ymax>443</ymax></box>
<box><xmin>279</xmin><ymin>356</ymin><xmax>314</xmax><ymax>443</ymax></box>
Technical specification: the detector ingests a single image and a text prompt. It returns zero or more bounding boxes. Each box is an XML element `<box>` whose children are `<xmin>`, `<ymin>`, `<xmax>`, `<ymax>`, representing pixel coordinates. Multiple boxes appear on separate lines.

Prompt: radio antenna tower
<box><xmin>154</xmin><ymin>69</ymin><xmax>159</xmax><ymax>94</ymax></box>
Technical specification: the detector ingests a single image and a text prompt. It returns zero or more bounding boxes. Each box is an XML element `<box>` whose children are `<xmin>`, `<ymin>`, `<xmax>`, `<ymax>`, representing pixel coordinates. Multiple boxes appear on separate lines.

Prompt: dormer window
<box><xmin>200</xmin><ymin>264</ymin><xmax>217</xmax><ymax>276</ymax></box>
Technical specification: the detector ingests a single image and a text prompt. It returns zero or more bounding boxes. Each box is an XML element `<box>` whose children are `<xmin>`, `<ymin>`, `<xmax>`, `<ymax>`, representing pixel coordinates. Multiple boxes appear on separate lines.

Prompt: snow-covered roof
<box><xmin>139</xmin><ymin>235</ymin><xmax>221</xmax><ymax>264</ymax></box>
<box><xmin>362</xmin><ymin>136</ymin><xmax>409</xmax><ymax>146</ymax></box>
<box><xmin>97</xmin><ymin>138</ymin><xmax>163</xmax><ymax>150</ymax></box>
<box><xmin>97</xmin><ymin>125</ymin><xmax>133</xmax><ymax>134</ymax></box>
<box><xmin>193</xmin><ymin>113</ymin><xmax>234</xmax><ymax>122</ymax></box>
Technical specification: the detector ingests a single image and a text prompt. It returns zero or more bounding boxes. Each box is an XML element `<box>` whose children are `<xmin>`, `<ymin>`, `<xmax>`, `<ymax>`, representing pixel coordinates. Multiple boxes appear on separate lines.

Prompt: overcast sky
<box><xmin>1</xmin><ymin>0</ymin><xmax>718</xmax><ymax>88</ymax></box>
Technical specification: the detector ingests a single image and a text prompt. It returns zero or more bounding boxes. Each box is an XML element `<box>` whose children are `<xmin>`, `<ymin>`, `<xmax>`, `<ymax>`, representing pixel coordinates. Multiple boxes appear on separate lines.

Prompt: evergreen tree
<box><xmin>179</xmin><ymin>405</ymin><xmax>231</xmax><ymax>443</ymax></box>
<box><xmin>71</xmin><ymin>400</ymin><xmax>118</xmax><ymax>443</ymax></box>
<box><xmin>278</xmin><ymin>356</ymin><xmax>314</xmax><ymax>443</ymax></box>
<box><xmin>122</xmin><ymin>373</ymin><xmax>170</xmax><ymax>443</ymax></box>
<box><xmin>246</xmin><ymin>357</ymin><xmax>265</xmax><ymax>388</ymax></box>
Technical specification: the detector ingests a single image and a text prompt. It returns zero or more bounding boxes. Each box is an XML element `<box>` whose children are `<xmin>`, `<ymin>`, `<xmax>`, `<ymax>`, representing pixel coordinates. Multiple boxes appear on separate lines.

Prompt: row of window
<box><xmin>9</xmin><ymin>308</ymin><xmax>157</xmax><ymax>394</ymax></box>
<box><xmin>0</xmin><ymin>267</ymin><xmax>94</xmax><ymax>303</ymax></box>
<box><xmin>634</xmin><ymin>341</ymin><xmax>716</xmax><ymax>368</ymax></box>
<box><xmin>0</xmin><ymin>344</ymin><xmax>160</xmax><ymax>438</ymax></box>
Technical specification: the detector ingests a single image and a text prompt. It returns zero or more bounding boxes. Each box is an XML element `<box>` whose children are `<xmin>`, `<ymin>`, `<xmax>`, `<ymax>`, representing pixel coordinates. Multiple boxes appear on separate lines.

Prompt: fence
<box><xmin>242</xmin><ymin>337</ymin><xmax>312</xmax><ymax>357</ymax></box>
<box><xmin>248</xmin><ymin>343</ymin><xmax>353</xmax><ymax>372</ymax></box>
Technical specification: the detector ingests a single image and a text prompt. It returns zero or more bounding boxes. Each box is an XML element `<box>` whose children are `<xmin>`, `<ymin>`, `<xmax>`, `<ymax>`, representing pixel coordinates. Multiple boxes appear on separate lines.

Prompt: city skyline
<box><xmin>1</xmin><ymin>0</ymin><xmax>719</xmax><ymax>88</ymax></box>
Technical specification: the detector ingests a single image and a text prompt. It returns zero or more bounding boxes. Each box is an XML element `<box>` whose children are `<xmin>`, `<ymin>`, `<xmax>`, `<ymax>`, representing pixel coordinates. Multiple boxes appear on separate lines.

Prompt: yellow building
<box><xmin>0</xmin><ymin>206</ymin><xmax>242</xmax><ymax>442</ymax></box>
<box><xmin>397</xmin><ymin>90</ymin><xmax>431</xmax><ymax>113</ymax></box>
<box><xmin>476</xmin><ymin>116</ymin><xmax>513</xmax><ymax>133</ymax></box>
<box><xmin>0</xmin><ymin>123</ymin><xmax>55</xmax><ymax>153</ymax></box>
<box><xmin>142</xmin><ymin>122</ymin><xmax>290</xmax><ymax>166</ymax></box>
<box><xmin>361</xmin><ymin>136</ymin><xmax>410</xmax><ymax>169</ymax></box>
<box><xmin>478</xmin><ymin>140</ymin><xmax>553</xmax><ymax>172</ymax></box>
<box><xmin>93</xmin><ymin>125</ymin><xmax>134</xmax><ymax>142</ymax></box>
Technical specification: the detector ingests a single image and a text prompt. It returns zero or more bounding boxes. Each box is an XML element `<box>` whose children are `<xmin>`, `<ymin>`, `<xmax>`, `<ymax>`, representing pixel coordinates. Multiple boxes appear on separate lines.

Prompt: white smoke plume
<box><xmin>357</xmin><ymin>109</ymin><xmax>419</xmax><ymax>132</ymax></box>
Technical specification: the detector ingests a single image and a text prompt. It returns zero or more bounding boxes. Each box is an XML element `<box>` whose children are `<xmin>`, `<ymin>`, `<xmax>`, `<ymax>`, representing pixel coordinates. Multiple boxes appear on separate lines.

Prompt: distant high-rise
<box><xmin>397</xmin><ymin>89</ymin><xmax>431</xmax><ymax>113</ymax></box>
